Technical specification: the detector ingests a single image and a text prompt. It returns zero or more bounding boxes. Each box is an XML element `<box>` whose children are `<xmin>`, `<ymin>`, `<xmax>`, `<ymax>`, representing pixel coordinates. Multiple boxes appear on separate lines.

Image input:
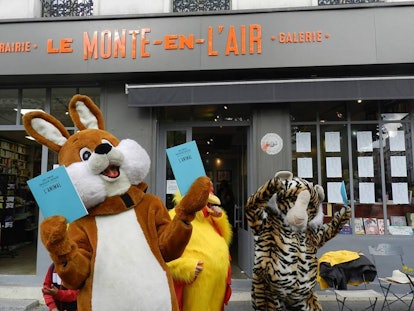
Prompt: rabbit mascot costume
<box><xmin>23</xmin><ymin>94</ymin><xmax>211</xmax><ymax>311</ymax></box>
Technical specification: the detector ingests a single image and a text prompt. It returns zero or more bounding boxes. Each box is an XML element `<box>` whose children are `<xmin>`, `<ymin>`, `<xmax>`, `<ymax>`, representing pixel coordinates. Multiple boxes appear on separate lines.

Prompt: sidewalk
<box><xmin>226</xmin><ymin>279</ymin><xmax>413</xmax><ymax>311</ymax></box>
<box><xmin>1</xmin><ymin>279</ymin><xmax>413</xmax><ymax>311</ymax></box>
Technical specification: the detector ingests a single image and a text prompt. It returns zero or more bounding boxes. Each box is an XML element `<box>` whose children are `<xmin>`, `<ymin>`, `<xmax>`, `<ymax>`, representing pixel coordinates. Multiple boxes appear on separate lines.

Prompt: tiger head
<box><xmin>269</xmin><ymin>171</ymin><xmax>325</xmax><ymax>231</ymax></box>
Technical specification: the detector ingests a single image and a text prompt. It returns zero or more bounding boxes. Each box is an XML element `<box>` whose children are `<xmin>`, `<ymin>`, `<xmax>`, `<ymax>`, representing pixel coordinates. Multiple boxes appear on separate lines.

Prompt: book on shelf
<box><xmin>390</xmin><ymin>215</ymin><xmax>407</xmax><ymax>226</ymax></box>
<box><xmin>27</xmin><ymin>165</ymin><xmax>88</xmax><ymax>223</ymax></box>
<box><xmin>339</xmin><ymin>223</ymin><xmax>352</xmax><ymax>234</ymax></box>
<box><xmin>388</xmin><ymin>225</ymin><xmax>414</xmax><ymax>236</ymax></box>
<box><xmin>406</xmin><ymin>212</ymin><xmax>414</xmax><ymax>229</ymax></box>
<box><xmin>354</xmin><ymin>217</ymin><xmax>365</xmax><ymax>235</ymax></box>
<box><xmin>363</xmin><ymin>217</ymin><xmax>379</xmax><ymax>235</ymax></box>
<box><xmin>377</xmin><ymin>218</ymin><xmax>389</xmax><ymax>235</ymax></box>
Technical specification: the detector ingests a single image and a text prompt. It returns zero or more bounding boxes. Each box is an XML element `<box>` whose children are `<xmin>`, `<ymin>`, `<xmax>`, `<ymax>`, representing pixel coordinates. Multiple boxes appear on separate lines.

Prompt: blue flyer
<box><xmin>27</xmin><ymin>166</ymin><xmax>88</xmax><ymax>223</ymax></box>
<box><xmin>166</xmin><ymin>141</ymin><xmax>206</xmax><ymax>196</ymax></box>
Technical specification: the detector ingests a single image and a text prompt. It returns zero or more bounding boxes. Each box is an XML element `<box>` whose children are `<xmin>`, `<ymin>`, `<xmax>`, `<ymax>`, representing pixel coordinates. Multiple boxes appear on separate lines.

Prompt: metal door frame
<box><xmin>157</xmin><ymin>121</ymin><xmax>253</xmax><ymax>276</ymax></box>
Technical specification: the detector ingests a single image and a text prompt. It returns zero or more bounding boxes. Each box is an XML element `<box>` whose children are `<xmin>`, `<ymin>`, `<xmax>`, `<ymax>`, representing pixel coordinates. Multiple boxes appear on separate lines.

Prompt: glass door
<box><xmin>157</xmin><ymin>126</ymin><xmax>192</xmax><ymax>209</ymax></box>
<box><xmin>157</xmin><ymin>123</ymin><xmax>251</xmax><ymax>278</ymax></box>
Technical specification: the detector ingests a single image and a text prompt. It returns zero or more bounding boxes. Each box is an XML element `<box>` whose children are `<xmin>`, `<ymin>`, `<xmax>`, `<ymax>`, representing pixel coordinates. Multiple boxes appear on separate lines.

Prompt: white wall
<box><xmin>0</xmin><ymin>0</ymin><xmax>412</xmax><ymax>20</ymax></box>
<box><xmin>0</xmin><ymin>0</ymin><xmax>41</xmax><ymax>19</ymax></box>
<box><xmin>232</xmin><ymin>0</ymin><xmax>314</xmax><ymax>10</ymax></box>
<box><xmin>94</xmin><ymin>0</ymin><xmax>170</xmax><ymax>15</ymax></box>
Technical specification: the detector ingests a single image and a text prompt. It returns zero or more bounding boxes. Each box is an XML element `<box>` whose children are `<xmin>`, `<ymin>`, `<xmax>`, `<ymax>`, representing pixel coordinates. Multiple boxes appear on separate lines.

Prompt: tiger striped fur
<box><xmin>245</xmin><ymin>171</ymin><xmax>351</xmax><ymax>311</ymax></box>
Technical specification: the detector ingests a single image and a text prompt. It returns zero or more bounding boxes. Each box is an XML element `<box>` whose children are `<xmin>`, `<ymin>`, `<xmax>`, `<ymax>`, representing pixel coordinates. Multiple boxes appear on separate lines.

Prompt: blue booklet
<box><xmin>166</xmin><ymin>141</ymin><xmax>206</xmax><ymax>196</ymax></box>
<box><xmin>27</xmin><ymin>165</ymin><xmax>88</xmax><ymax>223</ymax></box>
<box><xmin>340</xmin><ymin>181</ymin><xmax>348</xmax><ymax>205</ymax></box>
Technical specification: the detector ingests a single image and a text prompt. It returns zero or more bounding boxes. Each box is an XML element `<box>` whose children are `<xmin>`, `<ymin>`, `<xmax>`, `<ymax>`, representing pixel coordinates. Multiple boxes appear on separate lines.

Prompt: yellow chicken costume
<box><xmin>167</xmin><ymin>188</ymin><xmax>233</xmax><ymax>311</ymax></box>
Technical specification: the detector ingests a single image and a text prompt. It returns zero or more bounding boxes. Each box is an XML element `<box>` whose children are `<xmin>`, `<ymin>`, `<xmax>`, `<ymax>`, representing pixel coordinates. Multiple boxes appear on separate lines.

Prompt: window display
<box><xmin>291</xmin><ymin>99</ymin><xmax>414</xmax><ymax>235</ymax></box>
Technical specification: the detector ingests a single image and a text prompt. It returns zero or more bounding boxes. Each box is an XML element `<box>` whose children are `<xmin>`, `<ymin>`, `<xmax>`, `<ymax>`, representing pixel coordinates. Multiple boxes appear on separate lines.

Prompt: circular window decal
<box><xmin>261</xmin><ymin>133</ymin><xmax>283</xmax><ymax>155</ymax></box>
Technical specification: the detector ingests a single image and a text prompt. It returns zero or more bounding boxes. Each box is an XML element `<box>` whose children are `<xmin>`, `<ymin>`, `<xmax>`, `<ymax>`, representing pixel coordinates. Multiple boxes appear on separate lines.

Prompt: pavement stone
<box><xmin>1</xmin><ymin>281</ymin><xmax>413</xmax><ymax>311</ymax></box>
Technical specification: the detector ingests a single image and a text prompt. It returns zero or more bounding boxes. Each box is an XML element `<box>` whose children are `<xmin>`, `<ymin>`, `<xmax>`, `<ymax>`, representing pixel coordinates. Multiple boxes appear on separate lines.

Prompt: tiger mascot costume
<box><xmin>245</xmin><ymin>171</ymin><xmax>351</xmax><ymax>311</ymax></box>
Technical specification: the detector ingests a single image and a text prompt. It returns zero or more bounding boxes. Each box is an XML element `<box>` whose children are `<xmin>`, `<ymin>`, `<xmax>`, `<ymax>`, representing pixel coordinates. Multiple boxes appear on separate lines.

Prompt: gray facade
<box><xmin>1</xmin><ymin>4</ymin><xmax>414</xmax><ymax>300</ymax></box>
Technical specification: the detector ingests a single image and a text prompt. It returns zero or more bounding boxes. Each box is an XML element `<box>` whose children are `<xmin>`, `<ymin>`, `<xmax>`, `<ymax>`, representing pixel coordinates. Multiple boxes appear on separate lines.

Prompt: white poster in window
<box><xmin>359</xmin><ymin>182</ymin><xmax>375</xmax><ymax>204</ymax></box>
<box><xmin>357</xmin><ymin>131</ymin><xmax>373</xmax><ymax>152</ymax></box>
<box><xmin>296</xmin><ymin>132</ymin><xmax>311</xmax><ymax>152</ymax></box>
<box><xmin>297</xmin><ymin>158</ymin><xmax>313</xmax><ymax>178</ymax></box>
<box><xmin>326</xmin><ymin>157</ymin><xmax>342</xmax><ymax>178</ymax></box>
<box><xmin>389</xmin><ymin>130</ymin><xmax>405</xmax><ymax>151</ymax></box>
<box><xmin>392</xmin><ymin>183</ymin><xmax>409</xmax><ymax>204</ymax></box>
<box><xmin>358</xmin><ymin>156</ymin><xmax>374</xmax><ymax>177</ymax></box>
<box><xmin>390</xmin><ymin>156</ymin><xmax>407</xmax><ymax>177</ymax></box>
<box><xmin>325</xmin><ymin>132</ymin><xmax>341</xmax><ymax>152</ymax></box>
<box><xmin>166</xmin><ymin>180</ymin><xmax>178</xmax><ymax>194</ymax></box>
<box><xmin>327</xmin><ymin>182</ymin><xmax>343</xmax><ymax>203</ymax></box>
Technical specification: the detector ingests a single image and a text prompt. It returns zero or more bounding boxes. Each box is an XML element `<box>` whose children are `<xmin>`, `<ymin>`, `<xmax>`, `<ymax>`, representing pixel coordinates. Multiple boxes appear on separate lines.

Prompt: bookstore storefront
<box><xmin>2</xmin><ymin>4</ymin><xmax>414</xmax><ymax>297</ymax></box>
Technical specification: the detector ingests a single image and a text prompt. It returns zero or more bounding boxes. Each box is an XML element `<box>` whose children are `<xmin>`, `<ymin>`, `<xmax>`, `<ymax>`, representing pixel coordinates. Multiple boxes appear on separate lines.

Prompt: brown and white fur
<box><xmin>23</xmin><ymin>94</ymin><xmax>211</xmax><ymax>311</ymax></box>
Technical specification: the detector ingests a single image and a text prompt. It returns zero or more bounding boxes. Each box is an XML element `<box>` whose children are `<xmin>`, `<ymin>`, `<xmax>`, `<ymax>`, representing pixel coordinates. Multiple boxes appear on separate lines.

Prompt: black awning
<box><xmin>126</xmin><ymin>77</ymin><xmax>414</xmax><ymax>107</ymax></box>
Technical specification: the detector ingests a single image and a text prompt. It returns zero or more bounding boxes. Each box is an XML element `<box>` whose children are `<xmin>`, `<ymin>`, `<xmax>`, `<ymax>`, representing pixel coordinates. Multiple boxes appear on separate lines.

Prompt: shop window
<box><xmin>0</xmin><ymin>135</ymin><xmax>40</xmax><ymax>273</ymax></box>
<box><xmin>51</xmin><ymin>88</ymin><xmax>77</xmax><ymax>127</ymax></box>
<box><xmin>159</xmin><ymin>104</ymin><xmax>250</xmax><ymax>122</ymax></box>
<box><xmin>20</xmin><ymin>89</ymin><xmax>46</xmax><ymax>126</ymax></box>
<box><xmin>319</xmin><ymin>102</ymin><xmax>347</xmax><ymax>122</ymax></box>
<box><xmin>41</xmin><ymin>0</ymin><xmax>93</xmax><ymax>17</ymax></box>
<box><xmin>173</xmin><ymin>0</ymin><xmax>230</xmax><ymax>12</ymax></box>
<box><xmin>320</xmin><ymin>124</ymin><xmax>350</xmax><ymax>214</ymax></box>
<box><xmin>79</xmin><ymin>87</ymin><xmax>100</xmax><ymax>107</ymax></box>
<box><xmin>290</xmin><ymin>102</ymin><xmax>318</xmax><ymax>122</ymax></box>
<box><xmin>0</xmin><ymin>89</ymin><xmax>18</xmax><ymax>125</ymax></box>
<box><xmin>292</xmin><ymin>125</ymin><xmax>318</xmax><ymax>183</ymax></box>
<box><xmin>350</xmin><ymin>100</ymin><xmax>379</xmax><ymax>121</ymax></box>
<box><xmin>165</xmin><ymin>130</ymin><xmax>187</xmax><ymax>209</ymax></box>
<box><xmin>291</xmin><ymin>99</ymin><xmax>414</xmax><ymax>236</ymax></box>
<box><xmin>0</xmin><ymin>87</ymin><xmax>100</xmax><ymax>275</ymax></box>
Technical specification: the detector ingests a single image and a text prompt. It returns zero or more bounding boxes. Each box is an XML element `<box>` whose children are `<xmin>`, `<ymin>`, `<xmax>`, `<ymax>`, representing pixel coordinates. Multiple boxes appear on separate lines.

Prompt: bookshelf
<box><xmin>323</xmin><ymin>202</ymin><xmax>414</xmax><ymax>236</ymax></box>
<box><xmin>0</xmin><ymin>139</ymin><xmax>37</xmax><ymax>257</ymax></box>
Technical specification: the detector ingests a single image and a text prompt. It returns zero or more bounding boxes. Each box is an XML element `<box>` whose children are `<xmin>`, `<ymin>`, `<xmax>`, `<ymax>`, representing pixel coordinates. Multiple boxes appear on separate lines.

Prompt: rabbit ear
<box><xmin>23</xmin><ymin>111</ymin><xmax>70</xmax><ymax>153</ymax></box>
<box><xmin>69</xmin><ymin>94</ymin><xmax>105</xmax><ymax>130</ymax></box>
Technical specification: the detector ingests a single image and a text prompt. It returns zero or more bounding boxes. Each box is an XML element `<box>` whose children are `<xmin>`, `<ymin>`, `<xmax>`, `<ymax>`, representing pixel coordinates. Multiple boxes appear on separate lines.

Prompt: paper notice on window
<box><xmin>392</xmin><ymin>183</ymin><xmax>409</xmax><ymax>204</ymax></box>
<box><xmin>325</xmin><ymin>132</ymin><xmax>341</xmax><ymax>152</ymax></box>
<box><xmin>326</xmin><ymin>157</ymin><xmax>342</xmax><ymax>178</ymax></box>
<box><xmin>390</xmin><ymin>156</ymin><xmax>407</xmax><ymax>177</ymax></box>
<box><xmin>327</xmin><ymin>182</ymin><xmax>343</xmax><ymax>203</ymax></box>
<box><xmin>357</xmin><ymin>131</ymin><xmax>373</xmax><ymax>152</ymax></box>
<box><xmin>296</xmin><ymin>132</ymin><xmax>311</xmax><ymax>152</ymax></box>
<box><xmin>358</xmin><ymin>156</ymin><xmax>374</xmax><ymax>177</ymax></box>
<box><xmin>166</xmin><ymin>180</ymin><xmax>178</xmax><ymax>194</ymax></box>
<box><xmin>359</xmin><ymin>182</ymin><xmax>375</xmax><ymax>204</ymax></box>
<box><xmin>297</xmin><ymin>157</ymin><xmax>313</xmax><ymax>178</ymax></box>
<box><xmin>389</xmin><ymin>130</ymin><xmax>405</xmax><ymax>151</ymax></box>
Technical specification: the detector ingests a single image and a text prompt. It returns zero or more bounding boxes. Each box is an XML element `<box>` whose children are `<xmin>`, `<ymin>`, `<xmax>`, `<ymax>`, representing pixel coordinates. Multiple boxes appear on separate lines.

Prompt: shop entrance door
<box><xmin>157</xmin><ymin>124</ymin><xmax>251</xmax><ymax>278</ymax></box>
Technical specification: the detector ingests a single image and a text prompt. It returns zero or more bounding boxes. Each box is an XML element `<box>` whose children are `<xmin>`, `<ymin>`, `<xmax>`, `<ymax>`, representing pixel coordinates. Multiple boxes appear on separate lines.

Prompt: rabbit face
<box><xmin>23</xmin><ymin>95</ymin><xmax>150</xmax><ymax>209</ymax></box>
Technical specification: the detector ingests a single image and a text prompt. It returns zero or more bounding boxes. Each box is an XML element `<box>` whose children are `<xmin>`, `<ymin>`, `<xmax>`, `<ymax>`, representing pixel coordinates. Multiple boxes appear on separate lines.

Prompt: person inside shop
<box><xmin>42</xmin><ymin>262</ymin><xmax>79</xmax><ymax>311</ymax></box>
<box><xmin>218</xmin><ymin>180</ymin><xmax>235</xmax><ymax>228</ymax></box>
